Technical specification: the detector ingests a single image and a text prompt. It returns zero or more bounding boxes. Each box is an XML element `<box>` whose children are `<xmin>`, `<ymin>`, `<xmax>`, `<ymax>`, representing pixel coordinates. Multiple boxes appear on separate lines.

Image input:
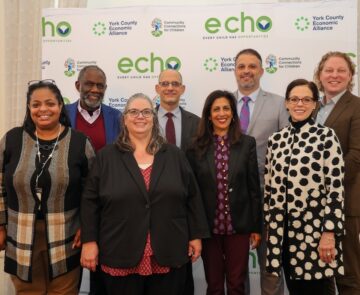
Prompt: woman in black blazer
<box><xmin>186</xmin><ymin>90</ymin><xmax>262</xmax><ymax>295</ymax></box>
<box><xmin>80</xmin><ymin>93</ymin><xmax>209</xmax><ymax>295</ymax></box>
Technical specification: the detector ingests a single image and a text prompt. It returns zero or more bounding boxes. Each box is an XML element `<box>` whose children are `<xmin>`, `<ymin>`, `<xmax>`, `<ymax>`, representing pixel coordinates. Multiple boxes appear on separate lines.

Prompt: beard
<box><xmin>82</xmin><ymin>94</ymin><xmax>103</xmax><ymax>110</ymax></box>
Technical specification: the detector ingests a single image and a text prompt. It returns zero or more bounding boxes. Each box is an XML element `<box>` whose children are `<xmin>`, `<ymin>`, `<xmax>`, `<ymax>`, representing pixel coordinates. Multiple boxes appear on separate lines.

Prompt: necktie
<box><xmin>165</xmin><ymin>112</ymin><xmax>176</xmax><ymax>145</ymax></box>
<box><xmin>239</xmin><ymin>96</ymin><xmax>250</xmax><ymax>134</ymax></box>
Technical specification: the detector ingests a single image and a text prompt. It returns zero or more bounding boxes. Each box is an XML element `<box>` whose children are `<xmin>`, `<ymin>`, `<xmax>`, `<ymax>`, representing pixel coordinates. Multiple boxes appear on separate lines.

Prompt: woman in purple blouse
<box><xmin>186</xmin><ymin>90</ymin><xmax>262</xmax><ymax>295</ymax></box>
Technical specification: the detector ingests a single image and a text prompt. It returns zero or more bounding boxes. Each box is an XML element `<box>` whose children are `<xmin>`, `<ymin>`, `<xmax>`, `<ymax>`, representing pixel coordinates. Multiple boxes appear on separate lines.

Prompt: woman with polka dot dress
<box><xmin>263</xmin><ymin>79</ymin><xmax>345</xmax><ymax>295</ymax></box>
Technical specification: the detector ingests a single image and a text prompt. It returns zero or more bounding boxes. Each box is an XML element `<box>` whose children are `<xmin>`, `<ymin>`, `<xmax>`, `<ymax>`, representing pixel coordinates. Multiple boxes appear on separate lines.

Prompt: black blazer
<box><xmin>186</xmin><ymin>135</ymin><xmax>262</xmax><ymax>234</ymax></box>
<box><xmin>81</xmin><ymin>143</ymin><xmax>209</xmax><ymax>268</ymax></box>
<box><xmin>180</xmin><ymin>107</ymin><xmax>200</xmax><ymax>152</ymax></box>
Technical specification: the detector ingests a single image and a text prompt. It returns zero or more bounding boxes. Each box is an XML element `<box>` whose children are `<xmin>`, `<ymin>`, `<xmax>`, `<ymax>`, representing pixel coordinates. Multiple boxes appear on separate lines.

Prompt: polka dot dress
<box><xmin>263</xmin><ymin>121</ymin><xmax>345</xmax><ymax>280</ymax></box>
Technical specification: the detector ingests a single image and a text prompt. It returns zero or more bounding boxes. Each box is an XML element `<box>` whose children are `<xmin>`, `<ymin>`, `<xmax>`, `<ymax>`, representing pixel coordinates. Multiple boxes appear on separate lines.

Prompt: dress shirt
<box><xmin>158</xmin><ymin>105</ymin><xmax>182</xmax><ymax>148</ymax></box>
<box><xmin>316</xmin><ymin>90</ymin><xmax>345</xmax><ymax>125</ymax></box>
<box><xmin>236</xmin><ymin>88</ymin><xmax>260</xmax><ymax>120</ymax></box>
<box><xmin>77</xmin><ymin>101</ymin><xmax>102</xmax><ymax>124</ymax></box>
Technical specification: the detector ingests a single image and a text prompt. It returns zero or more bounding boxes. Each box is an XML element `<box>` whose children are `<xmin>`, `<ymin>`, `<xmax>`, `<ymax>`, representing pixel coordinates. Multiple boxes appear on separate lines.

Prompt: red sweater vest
<box><xmin>76</xmin><ymin>111</ymin><xmax>106</xmax><ymax>151</ymax></box>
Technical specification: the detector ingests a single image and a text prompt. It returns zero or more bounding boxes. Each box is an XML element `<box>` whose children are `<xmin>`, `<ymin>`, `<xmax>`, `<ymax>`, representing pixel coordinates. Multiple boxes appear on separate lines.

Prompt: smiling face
<box><xmin>209</xmin><ymin>97</ymin><xmax>233</xmax><ymax>136</ymax></box>
<box><xmin>319</xmin><ymin>56</ymin><xmax>352</xmax><ymax>100</ymax></box>
<box><xmin>124</xmin><ymin>98</ymin><xmax>154</xmax><ymax>138</ymax></box>
<box><xmin>234</xmin><ymin>53</ymin><xmax>264</xmax><ymax>95</ymax></box>
<box><xmin>285</xmin><ymin>85</ymin><xmax>316</xmax><ymax>122</ymax></box>
<box><xmin>155</xmin><ymin>69</ymin><xmax>185</xmax><ymax>111</ymax></box>
<box><xmin>28</xmin><ymin>88</ymin><xmax>62</xmax><ymax>131</ymax></box>
<box><xmin>76</xmin><ymin>68</ymin><xmax>107</xmax><ymax>111</ymax></box>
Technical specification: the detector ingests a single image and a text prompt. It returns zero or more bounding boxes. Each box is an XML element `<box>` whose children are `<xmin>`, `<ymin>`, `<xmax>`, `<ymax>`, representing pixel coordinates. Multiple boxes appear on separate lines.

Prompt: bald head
<box><xmin>158</xmin><ymin>69</ymin><xmax>183</xmax><ymax>83</ymax></box>
<box><xmin>156</xmin><ymin>69</ymin><xmax>185</xmax><ymax>111</ymax></box>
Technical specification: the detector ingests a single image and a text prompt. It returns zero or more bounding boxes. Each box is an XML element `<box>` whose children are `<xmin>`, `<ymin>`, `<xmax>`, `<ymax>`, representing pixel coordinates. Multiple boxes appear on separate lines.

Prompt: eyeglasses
<box><xmin>28</xmin><ymin>79</ymin><xmax>56</xmax><ymax>86</ymax></box>
<box><xmin>158</xmin><ymin>81</ymin><xmax>182</xmax><ymax>88</ymax></box>
<box><xmin>287</xmin><ymin>96</ymin><xmax>315</xmax><ymax>105</ymax></box>
<box><xmin>126</xmin><ymin>108</ymin><xmax>154</xmax><ymax>118</ymax></box>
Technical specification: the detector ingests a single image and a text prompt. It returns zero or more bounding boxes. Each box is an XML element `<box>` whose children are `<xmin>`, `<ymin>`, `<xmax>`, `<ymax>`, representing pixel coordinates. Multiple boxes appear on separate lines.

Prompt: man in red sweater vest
<box><xmin>66</xmin><ymin>65</ymin><xmax>121</xmax><ymax>152</ymax></box>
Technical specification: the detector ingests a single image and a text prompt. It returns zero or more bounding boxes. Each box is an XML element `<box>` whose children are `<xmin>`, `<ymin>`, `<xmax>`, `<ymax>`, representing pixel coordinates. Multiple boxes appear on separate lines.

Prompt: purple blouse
<box><xmin>213</xmin><ymin>134</ymin><xmax>234</xmax><ymax>235</ymax></box>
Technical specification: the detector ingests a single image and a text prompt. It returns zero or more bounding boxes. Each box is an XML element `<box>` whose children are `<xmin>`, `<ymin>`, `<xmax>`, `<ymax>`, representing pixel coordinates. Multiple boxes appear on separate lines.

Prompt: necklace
<box><xmin>34</xmin><ymin>124</ymin><xmax>62</xmax><ymax>209</ymax></box>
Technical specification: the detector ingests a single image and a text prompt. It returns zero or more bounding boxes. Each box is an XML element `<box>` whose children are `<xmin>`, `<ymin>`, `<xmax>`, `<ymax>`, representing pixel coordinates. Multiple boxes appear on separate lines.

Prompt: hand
<box><xmin>72</xmin><ymin>228</ymin><xmax>81</xmax><ymax>249</ymax></box>
<box><xmin>188</xmin><ymin>239</ymin><xmax>202</xmax><ymax>263</ymax></box>
<box><xmin>318</xmin><ymin>232</ymin><xmax>335</xmax><ymax>263</ymax></box>
<box><xmin>0</xmin><ymin>226</ymin><xmax>6</xmax><ymax>251</ymax></box>
<box><xmin>81</xmin><ymin>241</ymin><xmax>99</xmax><ymax>272</ymax></box>
<box><xmin>250</xmin><ymin>233</ymin><xmax>261</xmax><ymax>249</ymax></box>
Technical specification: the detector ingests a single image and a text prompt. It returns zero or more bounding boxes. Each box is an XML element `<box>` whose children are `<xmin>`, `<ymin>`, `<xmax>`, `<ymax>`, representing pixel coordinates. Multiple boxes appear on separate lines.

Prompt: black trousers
<box><xmin>102</xmin><ymin>264</ymin><xmax>187</xmax><ymax>295</ymax></box>
<box><xmin>183</xmin><ymin>261</ymin><xmax>194</xmax><ymax>295</ymax></box>
<box><xmin>89</xmin><ymin>265</ymin><xmax>107</xmax><ymax>295</ymax></box>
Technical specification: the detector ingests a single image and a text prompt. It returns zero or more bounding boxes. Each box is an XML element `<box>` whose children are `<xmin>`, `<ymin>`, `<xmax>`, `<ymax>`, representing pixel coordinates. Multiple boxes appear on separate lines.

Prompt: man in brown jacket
<box><xmin>314</xmin><ymin>51</ymin><xmax>360</xmax><ymax>295</ymax></box>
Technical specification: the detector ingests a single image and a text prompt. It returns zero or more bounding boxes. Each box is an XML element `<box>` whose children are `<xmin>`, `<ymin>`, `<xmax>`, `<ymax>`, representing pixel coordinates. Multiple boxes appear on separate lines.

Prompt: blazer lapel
<box><xmin>247</xmin><ymin>89</ymin><xmax>266</xmax><ymax>134</ymax></box>
<box><xmin>228</xmin><ymin>142</ymin><xmax>241</xmax><ymax>184</ymax></box>
<box><xmin>122</xmin><ymin>152</ymin><xmax>149</xmax><ymax>202</ymax></box>
<box><xmin>324</xmin><ymin>92</ymin><xmax>351</xmax><ymax>127</ymax></box>
<box><xmin>149</xmin><ymin>146</ymin><xmax>166</xmax><ymax>194</ymax></box>
<box><xmin>180</xmin><ymin>107</ymin><xmax>189</xmax><ymax>150</ymax></box>
<box><xmin>206</xmin><ymin>145</ymin><xmax>216</xmax><ymax>182</ymax></box>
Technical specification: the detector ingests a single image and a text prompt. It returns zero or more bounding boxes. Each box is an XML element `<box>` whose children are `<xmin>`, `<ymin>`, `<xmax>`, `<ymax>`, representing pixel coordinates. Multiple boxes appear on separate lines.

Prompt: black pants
<box><xmin>89</xmin><ymin>265</ymin><xmax>107</xmax><ymax>295</ymax></box>
<box><xmin>102</xmin><ymin>264</ymin><xmax>187</xmax><ymax>295</ymax></box>
<box><xmin>183</xmin><ymin>261</ymin><xmax>194</xmax><ymax>295</ymax></box>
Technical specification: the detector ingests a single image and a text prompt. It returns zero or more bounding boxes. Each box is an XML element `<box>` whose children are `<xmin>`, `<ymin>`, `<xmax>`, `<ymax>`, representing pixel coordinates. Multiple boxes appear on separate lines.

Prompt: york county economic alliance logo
<box><xmin>203</xmin><ymin>58</ymin><xmax>219</xmax><ymax>72</ymax></box>
<box><xmin>265</xmin><ymin>54</ymin><xmax>278</xmax><ymax>74</ymax></box>
<box><xmin>151</xmin><ymin>18</ymin><xmax>163</xmax><ymax>37</ymax></box>
<box><xmin>93</xmin><ymin>22</ymin><xmax>106</xmax><ymax>36</ymax></box>
<box><xmin>294</xmin><ymin>16</ymin><xmax>310</xmax><ymax>31</ymax></box>
<box><xmin>203</xmin><ymin>57</ymin><xmax>234</xmax><ymax>72</ymax></box>
<box><xmin>64</xmin><ymin>58</ymin><xmax>75</xmax><ymax>77</ymax></box>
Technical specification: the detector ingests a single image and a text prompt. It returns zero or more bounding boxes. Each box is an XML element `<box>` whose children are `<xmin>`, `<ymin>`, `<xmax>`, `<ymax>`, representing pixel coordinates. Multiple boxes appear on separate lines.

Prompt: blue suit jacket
<box><xmin>65</xmin><ymin>101</ymin><xmax>121</xmax><ymax>144</ymax></box>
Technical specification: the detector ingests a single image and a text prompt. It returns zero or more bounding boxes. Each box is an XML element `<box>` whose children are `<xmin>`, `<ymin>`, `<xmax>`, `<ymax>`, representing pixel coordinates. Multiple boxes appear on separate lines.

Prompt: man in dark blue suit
<box><xmin>66</xmin><ymin>65</ymin><xmax>121</xmax><ymax>295</ymax></box>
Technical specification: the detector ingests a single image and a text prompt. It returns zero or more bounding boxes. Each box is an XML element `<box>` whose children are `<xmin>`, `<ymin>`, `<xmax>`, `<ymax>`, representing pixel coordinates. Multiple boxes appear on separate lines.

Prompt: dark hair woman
<box><xmin>0</xmin><ymin>80</ymin><xmax>95</xmax><ymax>294</ymax></box>
<box><xmin>186</xmin><ymin>90</ymin><xmax>262</xmax><ymax>295</ymax></box>
<box><xmin>264</xmin><ymin>78</ymin><xmax>345</xmax><ymax>295</ymax></box>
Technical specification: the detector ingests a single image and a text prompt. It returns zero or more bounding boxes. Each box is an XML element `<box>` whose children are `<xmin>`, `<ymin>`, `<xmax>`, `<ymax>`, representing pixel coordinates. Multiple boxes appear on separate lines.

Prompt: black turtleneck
<box><xmin>289</xmin><ymin>115</ymin><xmax>314</xmax><ymax>130</ymax></box>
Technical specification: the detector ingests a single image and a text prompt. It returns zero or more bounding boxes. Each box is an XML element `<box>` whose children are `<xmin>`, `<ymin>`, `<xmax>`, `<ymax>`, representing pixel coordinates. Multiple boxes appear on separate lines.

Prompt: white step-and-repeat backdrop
<box><xmin>42</xmin><ymin>0</ymin><xmax>357</xmax><ymax>293</ymax></box>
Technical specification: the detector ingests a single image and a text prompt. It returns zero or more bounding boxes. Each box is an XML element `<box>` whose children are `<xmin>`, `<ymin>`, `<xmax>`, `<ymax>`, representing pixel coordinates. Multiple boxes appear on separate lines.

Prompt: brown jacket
<box><xmin>317</xmin><ymin>91</ymin><xmax>360</xmax><ymax>216</ymax></box>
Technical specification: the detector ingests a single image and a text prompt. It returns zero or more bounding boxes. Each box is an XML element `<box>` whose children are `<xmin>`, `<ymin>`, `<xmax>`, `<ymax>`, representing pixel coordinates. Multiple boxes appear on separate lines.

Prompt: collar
<box><xmin>158</xmin><ymin>105</ymin><xmax>181</xmax><ymax>118</ymax></box>
<box><xmin>213</xmin><ymin>133</ymin><xmax>229</xmax><ymax>142</ymax></box>
<box><xmin>237</xmin><ymin>88</ymin><xmax>260</xmax><ymax>103</ymax></box>
<box><xmin>320</xmin><ymin>90</ymin><xmax>346</xmax><ymax>106</ymax></box>
<box><xmin>77</xmin><ymin>100</ymin><xmax>102</xmax><ymax>116</ymax></box>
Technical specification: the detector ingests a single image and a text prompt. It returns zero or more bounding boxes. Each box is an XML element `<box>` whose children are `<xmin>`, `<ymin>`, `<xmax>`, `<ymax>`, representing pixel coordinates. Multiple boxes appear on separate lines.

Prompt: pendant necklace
<box><xmin>35</xmin><ymin>124</ymin><xmax>61</xmax><ymax>209</ymax></box>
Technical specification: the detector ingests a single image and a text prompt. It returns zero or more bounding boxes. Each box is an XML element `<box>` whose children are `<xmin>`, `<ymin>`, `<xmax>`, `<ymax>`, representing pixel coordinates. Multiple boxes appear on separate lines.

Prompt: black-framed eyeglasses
<box><xmin>287</xmin><ymin>96</ymin><xmax>315</xmax><ymax>105</ymax></box>
<box><xmin>125</xmin><ymin>108</ymin><xmax>154</xmax><ymax>118</ymax></box>
<box><xmin>158</xmin><ymin>81</ymin><xmax>182</xmax><ymax>88</ymax></box>
<box><xmin>28</xmin><ymin>79</ymin><xmax>56</xmax><ymax>86</ymax></box>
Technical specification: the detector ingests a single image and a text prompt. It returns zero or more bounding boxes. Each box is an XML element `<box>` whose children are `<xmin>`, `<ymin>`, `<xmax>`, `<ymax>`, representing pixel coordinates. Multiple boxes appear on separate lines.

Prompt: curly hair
<box><xmin>23</xmin><ymin>81</ymin><xmax>71</xmax><ymax>132</ymax></box>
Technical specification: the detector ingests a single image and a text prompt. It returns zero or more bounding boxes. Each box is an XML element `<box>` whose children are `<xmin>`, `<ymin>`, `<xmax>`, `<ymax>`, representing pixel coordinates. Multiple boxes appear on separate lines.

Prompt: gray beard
<box><xmin>83</xmin><ymin>97</ymin><xmax>103</xmax><ymax>110</ymax></box>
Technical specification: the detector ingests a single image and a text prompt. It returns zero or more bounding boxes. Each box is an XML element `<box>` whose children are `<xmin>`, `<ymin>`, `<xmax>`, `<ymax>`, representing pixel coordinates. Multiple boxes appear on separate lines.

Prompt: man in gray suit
<box><xmin>234</xmin><ymin>48</ymin><xmax>288</xmax><ymax>295</ymax></box>
<box><xmin>155</xmin><ymin>69</ymin><xmax>200</xmax><ymax>295</ymax></box>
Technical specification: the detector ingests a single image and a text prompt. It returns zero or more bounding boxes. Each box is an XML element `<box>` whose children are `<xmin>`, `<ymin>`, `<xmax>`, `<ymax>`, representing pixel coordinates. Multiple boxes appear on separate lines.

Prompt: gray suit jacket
<box><xmin>234</xmin><ymin>89</ymin><xmax>288</xmax><ymax>190</ymax></box>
